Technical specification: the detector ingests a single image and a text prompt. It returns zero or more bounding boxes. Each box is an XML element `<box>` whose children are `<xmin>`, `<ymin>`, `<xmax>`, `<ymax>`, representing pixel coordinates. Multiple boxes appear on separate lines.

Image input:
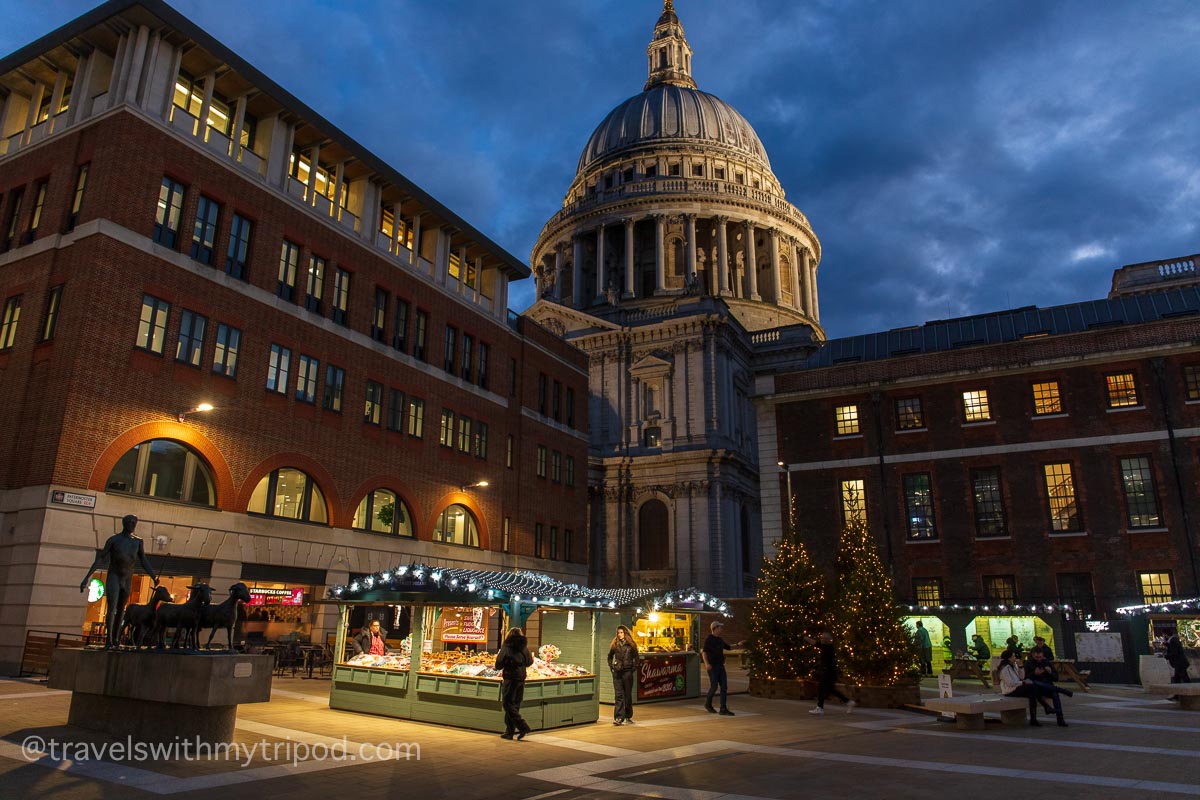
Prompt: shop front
<box><xmin>82</xmin><ymin>555</ymin><xmax>213</xmax><ymax>641</ymax></box>
<box><xmin>239</xmin><ymin>564</ymin><xmax>327</xmax><ymax>647</ymax></box>
<box><xmin>596</xmin><ymin>608</ymin><xmax>703</xmax><ymax>705</ymax></box>
<box><xmin>1117</xmin><ymin>597</ymin><xmax>1200</xmax><ymax>685</ymax></box>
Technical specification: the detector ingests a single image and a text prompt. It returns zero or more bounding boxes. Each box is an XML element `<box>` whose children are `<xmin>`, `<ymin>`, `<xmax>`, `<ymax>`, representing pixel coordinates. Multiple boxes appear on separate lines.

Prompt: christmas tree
<box><xmin>833</xmin><ymin>516</ymin><xmax>918</xmax><ymax>686</ymax></box>
<box><xmin>746</xmin><ymin>498</ymin><xmax>830</xmax><ymax>680</ymax></box>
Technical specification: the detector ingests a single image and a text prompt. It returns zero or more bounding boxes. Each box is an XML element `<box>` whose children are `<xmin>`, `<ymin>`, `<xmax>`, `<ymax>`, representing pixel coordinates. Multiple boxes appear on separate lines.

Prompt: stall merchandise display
<box><xmin>345</xmin><ymin>644</ymin><xmax>591</xmax><ymax>680</ymax></box>
<box><xmin>346</xmin><ymin>653</ymin><xmax>410</xmax><ymax>671</ymax></box>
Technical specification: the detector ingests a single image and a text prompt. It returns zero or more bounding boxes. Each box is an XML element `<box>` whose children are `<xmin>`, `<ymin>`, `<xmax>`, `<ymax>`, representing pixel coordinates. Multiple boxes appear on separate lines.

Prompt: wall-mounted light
<box><xmin>460</xmin><ymin>480</ymin><xmax>490</xmax><ymax>492</ymax></box>
<box><xmin>177</xmin><ymin>403</ymin><xmax>214</xmax><ymax>423</ymax></box>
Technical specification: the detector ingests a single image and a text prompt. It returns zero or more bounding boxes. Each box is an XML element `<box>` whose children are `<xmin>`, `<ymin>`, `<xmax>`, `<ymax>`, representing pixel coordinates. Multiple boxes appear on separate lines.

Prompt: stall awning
<box><xmin>327</xmin><ymin>563</ymin><xmax>730</xmax><ymax>616</ymax></box>
<box><xmin>1116</xmin><ymin>597</ymin><xmax>1200</xmax><ymax>615</ymax></box>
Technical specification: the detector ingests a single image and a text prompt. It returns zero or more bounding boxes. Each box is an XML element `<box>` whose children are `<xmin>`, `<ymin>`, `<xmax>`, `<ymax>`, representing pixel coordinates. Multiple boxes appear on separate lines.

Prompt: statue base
<box><xmin>48</xmin><ymin>649</ymin><xmax>273</xmax><ymax>744</ymax></box>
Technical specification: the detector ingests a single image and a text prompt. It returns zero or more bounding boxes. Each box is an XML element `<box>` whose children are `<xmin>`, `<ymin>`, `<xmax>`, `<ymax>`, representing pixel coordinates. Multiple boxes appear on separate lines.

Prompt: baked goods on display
<box><xmin>346</xmin><ymin>652</ymin><xmax>410</xmax><ymax>671</ymax></box>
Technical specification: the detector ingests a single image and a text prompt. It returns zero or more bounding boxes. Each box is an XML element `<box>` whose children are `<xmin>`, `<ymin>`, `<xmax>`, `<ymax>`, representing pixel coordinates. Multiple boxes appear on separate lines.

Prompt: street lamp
<box><xmin>778</xmin><ymin>460</ymin><xmax>793</xmax><ymax>543</ymax></box>
<box><xmin>177</xmin><ymin>402</ymin><xmax>214</xmax><ymax>423</ymax></box>
<box><xmin>460</xmin><ymin>480</ymin><xmax>490</xmax><ymax>492</ymax></box>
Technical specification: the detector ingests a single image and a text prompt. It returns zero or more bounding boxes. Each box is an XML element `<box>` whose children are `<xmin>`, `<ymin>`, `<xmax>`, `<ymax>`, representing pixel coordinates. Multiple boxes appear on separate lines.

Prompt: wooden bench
<box><xmin>923</xmin><ymin>695</ymin><xmax>1029</xmax><ymax>730</ymax></box>
<box><xmin>1145</xmin><ymin>684</ymin><xmax>1200</xmax><ymax>710</ymax></box>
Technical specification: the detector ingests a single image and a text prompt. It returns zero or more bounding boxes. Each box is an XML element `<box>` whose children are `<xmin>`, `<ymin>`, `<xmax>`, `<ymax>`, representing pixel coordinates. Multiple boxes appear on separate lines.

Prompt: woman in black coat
<box><xmin>495</xmin><ymin>627</ymin><xmax>534</xmax><ymax>739</ymax></box>
<box><xmin>607</xmin><ymin>625</ymin><xmax>639</xmax><ymax>725</ymax></box>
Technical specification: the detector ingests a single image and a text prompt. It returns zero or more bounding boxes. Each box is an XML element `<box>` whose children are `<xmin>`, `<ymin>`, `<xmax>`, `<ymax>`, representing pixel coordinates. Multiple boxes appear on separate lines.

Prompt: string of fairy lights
<box><xmin>327</xmin><ymin>562</ymin><xmax>732</xmax><ymax>616</ymax></box>
<box><xmin>1115</xmin><ymin>597</ymin><xmax>1200</xmax><ymax>615</ymax></box>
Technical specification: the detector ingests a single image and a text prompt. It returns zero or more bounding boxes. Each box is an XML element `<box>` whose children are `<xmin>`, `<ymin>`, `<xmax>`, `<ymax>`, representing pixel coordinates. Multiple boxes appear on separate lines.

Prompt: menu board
<box><xmin>638</xmin><ymin>654</ymin><xmax>688</xmax><ymax>700</ymax></box>
<box><xmin>440</xmin><ymin>607</ymin><xmax>490</xmax><ymax>643</ymax></box>
<box><xmin>1074</xmin><ymin>631</ymin><xmax>1124</xmax><ymax>663</ymax></box>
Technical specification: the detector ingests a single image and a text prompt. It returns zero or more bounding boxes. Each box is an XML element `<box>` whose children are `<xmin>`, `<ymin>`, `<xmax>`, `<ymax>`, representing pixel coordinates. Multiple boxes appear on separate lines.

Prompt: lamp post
<box><xmin>778</xmin><ymin>460</ymin><xmax>792</xmax><ymax>544</ymax></box>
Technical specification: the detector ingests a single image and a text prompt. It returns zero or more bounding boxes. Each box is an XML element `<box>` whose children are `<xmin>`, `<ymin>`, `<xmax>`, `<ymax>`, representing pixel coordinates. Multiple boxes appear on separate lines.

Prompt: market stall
<box><xmin>1117</xmin><ymin>597</ymin><xmax>1200</xmax><ymax>685</ymax></box>
<box><xmin>324</xmin><ymin>564</ymin><xmax>729</xmax><ymax>732</ymax></box>
<box><xmin>594</xmin><ymin>600</ymin><xmax>710</xmax><ymax>706</ymax></box>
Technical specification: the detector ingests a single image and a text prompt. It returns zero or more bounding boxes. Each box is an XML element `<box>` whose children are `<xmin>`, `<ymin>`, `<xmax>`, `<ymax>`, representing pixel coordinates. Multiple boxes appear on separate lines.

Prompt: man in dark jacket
<box><xmin>352</xmin><ymin>619</ymin><xmax>388</xmax><ymax>656</ymax></box>
<box><xmin>1028</xmin><ymin>636</ymin><xmax>1054</xmax><ymax>661</ymax></box>
<box><xmin>495</xmin><ymin>627</ymin><xmax>533</xmax><ymax>739</ymax></box>
<box><xmin>1025</xmin><ymin>648</ymin><xmax>1070</xmax><ymax>726</ymax></box>
<box><xmin>803</xmin><ymin>631</ymin><xmax>855</xmax><ymax>715</ymax></box>
<box><xmin>1164</xmin><ymin>628</ymin><xmax>1191</xmax><ymax>700</ymax></box>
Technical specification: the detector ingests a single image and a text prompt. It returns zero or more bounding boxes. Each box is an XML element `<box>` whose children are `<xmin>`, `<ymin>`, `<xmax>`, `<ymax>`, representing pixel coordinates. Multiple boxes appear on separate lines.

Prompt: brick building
<box><xmin>0</xmin><ymin>0</ymin><xmax>587</xmax><ymax>673</ymax></box>
<box><xmin>756</xmin><ymin>257</ymin><xmax>1200</xmax><ymax>617</ymax></box>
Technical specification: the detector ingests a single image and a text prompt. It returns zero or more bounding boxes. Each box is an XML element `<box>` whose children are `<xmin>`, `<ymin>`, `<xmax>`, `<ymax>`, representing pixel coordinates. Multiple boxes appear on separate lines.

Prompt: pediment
<box><xmin>525</xmin><ymin>299</ymin><xmax>622</xmax><ymax>337</ymax></box>
<box><xmin>630</xmin><ymin>352</ymin><xmax>673</xmax><ymax>377</ymax></box>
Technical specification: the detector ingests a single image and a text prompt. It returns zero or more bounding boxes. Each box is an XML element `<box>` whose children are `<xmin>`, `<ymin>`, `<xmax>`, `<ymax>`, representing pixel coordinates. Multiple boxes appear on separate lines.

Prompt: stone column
<box><xmin>197</xmin><ymin>71</ymin><xmax>216</xmax><ymax>141</ymax></box>
<box><xmin>716</xmin><ymin>216</ymin><xmax>730</xmax><ymax>296</ymax></box>
<box><xmin>789</xmin><ymin>238</ymin><xmax>803</xmax><ymax>313</ymax></box>
<box><xmin>686</xmin><ymin>214</ymin><xmax>698</xmax><ymax>289</ymax></box>
<box><xmin>553</xmin><ymin>245</ymin><xmax>564</xmax><ymax>303</ymax></box>
<box><xmin>595</xmin><ymin>224</ymin><xmax>607</xmax><ymax>300</ymax></box>
<box><xmin>768</xmin><ymin>228</ymin><xmax>782</xmax><ymax>305</ymax></box>
<box><xmin>799</xmin><ymin>247</ymin><xmax>813</xmax><ymax>318</ymax></box>
<box><xmin>624</xmin><ymin>218</ymin><xmax>636</xmax><ymax>299</ymax></box>
<box><xmin>809</xmin><ymin>255</ymin><xmax>820</xmax><ymax>321</ymax></box>
<box><xmin>231</xmin><ymin>94</ymin><xmax>248</xmax><ymax>156</ymax></box>
<box><xmin>744</xmin><ymin>220</ymin><xmax>760</xmax><ymax>300</ymax></box>
<box><xmin>306</xmin><ymin>143</ymin><xmax>321</xmax><ymax>202</ymax></box>
<box><xmin>572</xmin><ymin>235</ymin><xmax>584</xmax><ymax>307</ymax></box>
<box><xmin>47</xmin><ymin>72</ymin><xmax>68</xmax><ymax>134</ymax></box>
<box><xmin>411</xmin><ymin>213</ymin><xmax>423</xmax><ymax>267</ymax></box>
<box><xmin>654</xmin><ymin>214</ymin><xmax>666</xmax><ymax>294</ymax></box>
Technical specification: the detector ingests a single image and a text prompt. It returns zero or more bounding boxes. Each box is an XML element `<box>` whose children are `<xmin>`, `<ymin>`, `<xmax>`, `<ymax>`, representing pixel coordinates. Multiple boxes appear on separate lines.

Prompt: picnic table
<box><xmin>945</xmin><ymin>657</ymin><xmax>990</xmax><ymax>687</ymax></box>
<box><xmin>1052</xmin><ymin>660</ymin><xmax>1091</xmax><ymax>691</ymax></box>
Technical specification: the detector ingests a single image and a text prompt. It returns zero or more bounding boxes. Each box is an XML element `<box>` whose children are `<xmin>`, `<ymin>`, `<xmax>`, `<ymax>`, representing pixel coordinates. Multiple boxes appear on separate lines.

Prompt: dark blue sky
<box><xmin>4</xmin><ymin>1</ymin><xmax>1198</xmax><ymax>338</ymax></box>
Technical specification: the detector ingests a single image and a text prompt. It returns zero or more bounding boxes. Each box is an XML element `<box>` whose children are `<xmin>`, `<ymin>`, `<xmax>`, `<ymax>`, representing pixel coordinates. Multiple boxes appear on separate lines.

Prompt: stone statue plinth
<box><xmin>48</xmin><ymin>649</ymin><xmax>273</xmax><ymax>744</ymax></box>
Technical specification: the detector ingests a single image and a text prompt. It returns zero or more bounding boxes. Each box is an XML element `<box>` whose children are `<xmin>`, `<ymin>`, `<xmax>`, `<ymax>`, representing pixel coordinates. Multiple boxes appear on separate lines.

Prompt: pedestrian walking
<box><xmin>702</xmin><ymin>621</ymin><xmax>743</xmax><ymax>715</ymax></box>
<box><xmin>914</xmin><ymin>621</ymin><xmax>933</xmax><ymax>676</ymax></box>
<box><xmin>607</xmin><ymin>625</ymin><xmax>639</xmax><ymax>725</ymax></box>
<box><xmin>495</xmin><ymin>626</ymin><xmax>533</xmax><ymax>740</ymax></box>
<box><xmin>803</xmin><ymin>632</ymin><xmax>856</xmax><ymax>715</ymax></box>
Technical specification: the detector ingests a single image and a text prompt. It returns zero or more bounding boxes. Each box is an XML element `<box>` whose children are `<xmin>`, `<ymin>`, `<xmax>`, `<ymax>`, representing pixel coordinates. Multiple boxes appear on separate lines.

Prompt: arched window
<box><xmin>740</xmin><ymin>505</ymin><xmax>752</xmax><ymax>573</ymax></box>
<box><xmin>248</xmin><ymin>468</ymin><xmax>327</xmax><ymax>524</ymax></box>
<box><xmin>106</xmin><ymin>439</ymin><xmax>216</xmax><ymax>507</ymax></box>
<box><xmin>433</xmin><ymin>504</ymin><xmax>480</xmax><ymax>547</ymax></box>
<box><xmin>353</xmin><ymin>489</ymin><xmax>414</xmax><ymax>537</ymax></box>
<box><xmin>639</xmin><ymin>499</ymin><xmax>669</xmax><ymax>570</ymax></box>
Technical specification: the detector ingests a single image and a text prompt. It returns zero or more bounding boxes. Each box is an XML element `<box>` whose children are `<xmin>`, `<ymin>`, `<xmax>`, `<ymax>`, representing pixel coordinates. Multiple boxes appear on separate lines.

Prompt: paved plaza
<box><xmin>0</xmin><ymin>670</ymin><xmax>1197</xmax><ymax>799</ymax></box>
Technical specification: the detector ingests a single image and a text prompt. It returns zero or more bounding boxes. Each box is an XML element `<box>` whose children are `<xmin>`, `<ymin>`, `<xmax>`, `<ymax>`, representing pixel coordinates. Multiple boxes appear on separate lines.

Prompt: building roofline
<box><xmin>0</xmin><ymin>0</ymin><xmax>531</xmax><ymax>279</ymax></box>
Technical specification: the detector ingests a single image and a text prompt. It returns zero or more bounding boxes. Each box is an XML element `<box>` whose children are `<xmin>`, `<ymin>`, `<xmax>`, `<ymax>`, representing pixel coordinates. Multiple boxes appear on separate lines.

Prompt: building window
<box><xmin>190</xmin><ymin>195</ymin><xmax>220</xmax><ymax>264</ymax></box>
<box><xmin>387</xmin><ymin>389</ymin><xmax>405</xmax><ymax>432</ymax></box>
<box><xmin>1184</xmin><ymin>365</ymin><xmax>1200</xmax><ymax>401</ymax></box>
<box><xmin>26</xmin><ymin>180</ymin><xmax>47</xmax><ymax>242</ymax></box>
<box><xmin>433</xmin><ymin>504</ymin><xmax>480</xmax><ymax>547</ymax></box>
<box><xmin>566</xmin><ymin>387</ymin><xmax>575</xmax><ymax>428</ymax></box>
<box><xmin>393</xmin><ymin>299</ymin><xmax>409</xmax><ymax>353</ymax></box>
<box><xmin>372</xmin><ymin>288</ymin><xmax>388</xmax><ymax>343</ymax></box>
<box><xmin>1032</xmin><ymin>381</ymin><xmax>1063</xmax><ymax>415</ymax></box>
<box><xmin>473</xmin><ymin>422</ymin><xmax>488</xmax><ymax>459</ymax></box>
<box><xmin>971</xmin><ymin>467</ymin><xmax>1007</xmax><ymax>538</ymax></box>
<box><xmin>536</xmin><ymin>445</ymin><xmax>547</xmax><ymax>478</ymax></box>
<box><xmin>645</xmin><ymin>164</ymin><xmax>657</xmax><ymax>178</ymax></box>
<box><xmin>840</xmin><ymin>479</ymin><xmax>866</xmax><ymax>525</ymax></box>
<box><xmin>510</xmin><ymin>358</ymin><xmax>518</xmax><ymax>396</ymax></box>
<box><xmin>553</xmin><ymin>380</ymin><xmax>562</xmax><ymax>422</ymax></box>
<box><xmin>551</xmin><ymin>451</ymin><xmax>561</xmax><ymax>482</ymax></box>
<box><xmin>506</xmin><ymin>435</ymin><xmax>514</xmax><ymax>469</ymax></box>
<box><xmin>323</xmin><ymin>365</ymin><xmax>344</xmax><ymax>412</ymax></box>
<box><xmin>277</xmin><ymin>240</ymin><xmax>300</xmax><ymax>302</ymax></box>
<box><xmin>534</xmin><ymin>523</ymin><xmax>544</xmax><ymax>558</ymax></box>
<box><xmin>0</xmin><ymin>295</ymin><xmax>21</xmax><ymax>349</ymax></box>
<box><xmin>565</xmin><ymin>456</ymin><xmax>575</xmax><ymax>487</ymax></box>
<box><xmin>248</xmin><ymin>467</ymin><xmax>328</xmax><ymax>523</ymax></box>
<box><xmin>266</xmin><ymin>344</ymin><xmax>291</xmax><ymax>394</ymax></box>
<box><xmin>549</xmin><ymin>526</ymin><xmax>559</xmax><ymax>559</ymax></box>
<box><xmin>226</xmin><ymin>214</ymin><xmax>252</xmax><ymax>280</ymax></box>
<box><xmin>538</xmin><ymin>373</ymin><xmax>547</xmax><ymax>415</ymax></box>
<box><xmin>1139</xmin><ymin>572</ymin><xmax>1174</xmax><ymax>604</ymax></box>
<box><xmin>407</xmin><ymin>398</ymin><xmax>425</xmax><ymax>438</ymax></box>
<box><xmin>895</xmin><ymin>397</ymin><xmax>923</xmax><ymax>430</ymax></box>
<box><xmin>478</xmin><ymin>342</ymin><xmax>489</xmax><ymax>389</ymax></box>
<box><xmin>106</xmin><ymin>439</ymin><xmax>216</xmax><ymax>506</ymax></box>
<box><xmin>305</xmin><ymin>255</ymin><xmax>325</xmax><ymax>313</ymax></box>
<box><xmin>1120</xmin><ymin>456</ymin><xmax>1160</xmax><ymax>528</ymax></box>
<box><xmin>332</xmin><ymin>268</ymin><xmax>350</xmax><ymax>325</ymax></box>
<box><xmin>4</xmin><ymin>188</ymin><xmax>24</xmax><ymax>249</ymax></box>
<box><xmin>564</xmin><ymin>529</ymin><xmax>573</xmax><ymax>562</ymax></box>
<box><xmin>440</xmin><ymin>410</ymin><xmax>455</xmax><ymax>448</ymax></box>
<box><xmin>154</xmin><ymin>178</ymin><xmax>185</xmax><ymax>248</ymax></box>
<box><xmin>644</xmin><ymin>427</ymin><xmax>662</xmax><ymax>448</ymax></box>
<box><xmin>174</xmin><ymin>309</ymin><xmax>207</xmax><ymax>367</ymax></box>
<box><xmin>293</xmin><ymin>355</ymin><xmax>319</xmax><ymax>404</ymax></box>
<box><xmin>461</xmin><ymin>334</ymin><xmax>473</xmax><ymax>381</ymax></box>
<box><xmin>501</xmin><ymin>517</ymin><xmax>512</xmax><ymax>553</ymax></box>
<box><xmin>903</xmin><ymin>473</ymin><xmax>936</xmax><ymax>540</ymax></box>
<box><xmin>983</xmin><ymin>575</ymin><xmax>1016</xmax><ymax>604</ymax></box>
<box><xmin>353</xmin><ymin>489</ymin><xmax>414</xmax><ymax>536</ymax></box>
<box><xmin>414</xmin><ymin>310</ymin><xmax>428</xmax><ymax>361</ymax></box>
<box><xmin>835</xmin><ymin>404</ymin><xmax>859</xmax><ymax>436</ymax></box>
<box><xmin>1057</xmin><ymin>573</ymin><xmax>1095</xmax><ymax>613</ymax></box>
<box><xmin>212</xmin><ymin>323</ymin><xmax>240</xmax><ymax>378</ymax></box>
<box><xmin>639</xmin><ymin>500</ymin><xmax>670</xmax><ymax>570</ymax></box>
<box><xmin>66</xmin><ymin>164</ymin><xmax>88</xmax><ymax>231</ymax></box>
<box><xmin>962</xmin><ymin>389</ymin><xmax>991</xmax><ymax>422</ymax></box>
<box><xmin>1043</xmin><ymin>462</ymin><xmax>1081</xmax><ymax>532</ymax></box>
<box><xmin>457</xmin><ymin>416</ymin><xmax>472</xmax><ymax>453</ymax></box>
<box><xmin>913</xmin><ymin>578</ymin><xmax>942</xmax><ymax>605</ymax></box>
<box><xmin>39</xmin><ymin>285</ymin><xmax>63</xmax><ymax>342</ymax></box>
<box><xmin>1106</xmin><ymin>372</ymin><xmax>1140</xmax><ymax>408</ymax></box>
<box><xmin>136</xmin><ymin>294</ymin><xmax>170</xmax><ymax>354</ymax></box>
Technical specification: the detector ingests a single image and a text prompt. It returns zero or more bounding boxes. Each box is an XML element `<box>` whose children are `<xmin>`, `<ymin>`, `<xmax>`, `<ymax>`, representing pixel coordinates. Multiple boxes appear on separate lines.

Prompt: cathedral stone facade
<box><xmin>528</xmin><ymin>1</ymin><xmax>822</xmax><ymax>595</ymax></box>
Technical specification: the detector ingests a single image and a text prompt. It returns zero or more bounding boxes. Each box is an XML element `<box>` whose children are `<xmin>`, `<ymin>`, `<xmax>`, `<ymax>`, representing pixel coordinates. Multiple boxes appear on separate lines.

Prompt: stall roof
<box><xmin>1116</xmin><ymin>597</ymin><xmax>1200</xmax><ymax>615</ymax></box>
<box><xmin>902</xmin><ymin>602</ymin><xmax>1075</xmax><ymax>614</ymax></box>
<box><xmin>327</xmin><ymin>563</ymin><xmax>731</xmax><ymax>616</ymax></box>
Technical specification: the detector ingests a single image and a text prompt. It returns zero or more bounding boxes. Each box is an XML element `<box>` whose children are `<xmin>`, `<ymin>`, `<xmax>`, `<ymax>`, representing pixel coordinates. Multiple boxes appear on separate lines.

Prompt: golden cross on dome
<box><xmin>664</xmin><ymin>0</ymin><xmax>674</xmax><ymax>11</ymax></box>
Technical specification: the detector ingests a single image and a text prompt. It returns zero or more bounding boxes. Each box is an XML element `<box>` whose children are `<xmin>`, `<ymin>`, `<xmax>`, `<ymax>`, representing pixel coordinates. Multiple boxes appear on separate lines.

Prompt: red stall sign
<box><xmin>248</xmin><ymin>587</ymin><xmax>304</xmax><ymax>606</ymax></box>
<box><xmin>637</xmin><ymin>654</ymin><xmax>688</xmax><ymax>700</ymax></box>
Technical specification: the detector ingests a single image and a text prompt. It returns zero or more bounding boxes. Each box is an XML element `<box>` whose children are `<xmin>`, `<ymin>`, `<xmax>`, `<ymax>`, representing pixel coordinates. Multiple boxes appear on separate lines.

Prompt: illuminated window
<box><xmin>66</xmin><ymin>164</ymin><xmax>88</xmax><ymax>231</ymax></box>
<box><xmin>212</xmin><ymin>323</ymin><xmax>239</xmax><ymax>378</ymax></box>
<box><xmin>1105</xmin><ymin>372</ymin><xmax>1139</xmax><ymax>408</ymax></box>
<box><xmin>353</xmin><ymin>489</ymin><xmax>413</xmax><ymax>537</ymax></box>
<box><xmin>26</xmin><ymin>181</ymin><xmax>47</xmax><ymax>241</ymax></box>
<box><xmin>506</xmin><ymin>435</ymin><xmax>514</xmax><ymax>469</ymax></box>
<box><xmin>433</xmin><ymin>504</ymin><xmax>480</xmax><ymax>547</ymax></box>
<box><xmin>1138</xmin><ymin>572</ymin><xmax>1173</xmax><ymax>603</ymax></box>
<box><xmin>1032</xmin><ymin>381</ymin><xmax>1062</xmax><ymax>415</ymax></box>
<box><xmin>39</xmin><ymin>285</ymin><xmax>62</xmax><ymax>342</ymax></box>
<box><xmin>913</xmin><ymin>579</ymin><xmax>941</xmax><ymax>605</ymax></box>
<box><xmin>502</xmin><ymin>517</ymin><xmax>511</xmax><ymax>553</ymax></box>
<box><xmin>983</xmin><ymin>575</ymin><xmax>1016</xmax><ymax>604</ymax></box>
<box><xmin>536</xmin><ymin>445</ymin><xmax>547</xmax><ymax>478</ymax></box>
<box><xmin>407</xmin><ymin>397</ymin><xmax>424</xmax><ymax>438</ymax></box>
<box><xmin>189</xmin><ymin>195</ymin><xmax>219</xmax><ymax>264</ymax></box>
<box><xmin>971</xmin><ymin>468</ymin><xmax>1007</xmax><ymax>537</ymax></box>
<box><xmin>5</xmin><ymin>188</ymin><xmax>24</xmax><ymax>247</ymax></box>
<box><xmin>473</xmin><ymin>422</ymin><xmax>488</xmax><ymax>459</ymax></box>
<box><xmin>332</xmin><ymin>269</ymin><xmax>350</xmax><ymax>325</ymax></box>
<box><xmin>266</xmin><ymin>344</ymin><xmax>291</xmax><ymax>395</ymax></box>
<box><xmin>136</xmin><ymin>294</ymin><xmax>169</xmax><ymax>354</ymax></box>
<box><xmin>962</xmin><ymin>389</ymin><xmax>991</xmax><ymax>422</ymax></box>
<box><xmin>323</xmin><ymin>365</ymin><xmax>344</xmax><ymax>412</ymax></box>
<box><xmin>291</xmin><ymin>355</ymin><xmax>317</xmax><ymax>403</ymax></box>
<box><xmin>1184</xmin><ymin>365</ymin><xmax>1200</xmax><ymax>401</ymax></box>
<box><xmin>153</xmin><ymin>178</ymin><xmax>185</xmax><ymax>249</ymax></box>
<box><xmin>440</xmin><ymin>409</ymin><xmax>455</xmax><ymax>448</ymax></box>
<box><xmin>1043</xmin><ymin>462</ymin><xmax>1080</xmax><ymax>532</ymax></box>
<box><xmin>248</xmin><ymin>467</ymin><xmax>328</xmax><ymax>524</ymax></box>
<box><xmin>895</xmin><ymin>397</ymin><xmax>924</xmax><ymax>430</ymax></box>
<box><xmin>0</xmin><ymin>295</ymin><xmax>21</xmax><ymax>350</ymax></box>
<box><xmin>835</xmin><ymin>404</ymin><xmax>860</xmax><ymax>436</ymax></box>
<box><xmin>457</xmin><ymin>416</ymin><xmax>471</xmax><ymax>453</ymax></box>
<box><xmin>840</xmin><ymin>479</ymin><xmax>866</xmax><ymax>525</ymax></box>
<box><xmin>106</xmin><ymin>439</ymin><xmax>215</xmax><ymax>507</ymax></box>
<box><xmin>305</xmin><ymin>256</ymin><xmax>325</xmax><ymax>313</ymax></box>
<box><xmin>372</xmin><ymin>288</ymin><xmax>388</xmax><ymax>343</ymax></box>
<box><xmin>1120</xmin><ymin>456</ymin><xmax>1160</xmax><ymax>528</ymax></box>
<box><xmin>364</xmin><ymin>380</ymin><xmax>383</xmax><ymax>425</ymax></box>
<box><xmin>174</xmin><ymin>310</ymin><xmax>207</xmax><ymax>367</ymax></box>
<box><xmin>903</xmin><ymin>473</ymin><xmax>936</xmax><ymax>540</ymax></box>
<box><xmin>277</xmin><ymin>240</ymin><xmax>300</xmax><ymax>302</ymax></box>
